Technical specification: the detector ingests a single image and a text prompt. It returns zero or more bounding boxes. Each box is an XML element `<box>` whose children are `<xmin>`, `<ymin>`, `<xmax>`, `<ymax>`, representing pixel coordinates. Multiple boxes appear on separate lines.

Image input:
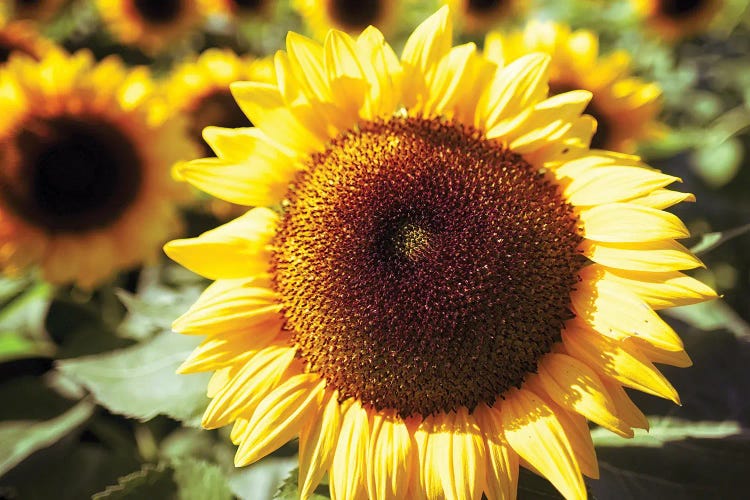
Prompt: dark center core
<box><xmin>271</xmin><ymin>116</ymin><xmax>584</xmax><ymax>417</ymax></box>
<box><xmin>658</xmin><ymin>0</ymin><xmax>704</xmax><ymax>18</ymax></box>
<box><xmin>0</xmin><ymin>37</ymin><xmax>42</xmax><ymax>64</ymax></box>
<box><xmin>328</xmin><ymin>0</ymin><xmax>381</xmax><ymax>30</ymax></box>
<box><xmin>189</xmin><ymin>89</ymin><xmax>252</xmax><ymax>158</ymax></box>
<box><xmin>0</xmin><ymin>115</ymin><xmax>143</xmax><ymax>233</ymax></box>
<box><xmin>133</xmin><ymin>0</ymin><xmax>183</xmax><ymax>24</ymax></box>
<box><xmin>232</xmin><ymin>0</ymin><xmax>265</xmax><ymax>11</ymax></box>
<box><xmin>467</xmin><ymin>0</ymin><xmax>506</xmax><ymax>14</ymax></box>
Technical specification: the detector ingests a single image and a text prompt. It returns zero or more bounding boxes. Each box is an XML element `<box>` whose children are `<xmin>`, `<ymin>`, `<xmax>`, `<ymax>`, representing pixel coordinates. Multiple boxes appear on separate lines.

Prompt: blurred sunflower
<box><xmin>0</xmin><ymin>17</ymin><xmax>55</xmax><ymax>63</ymax></box>
<box><xmin>96</xmin><ymin>0</ymin><xmax>204</xmax><ymax>54</ymax></box>
<box><xmin>4</xmin><ymin>0</ymin><xmax>66</xmax><ymax>23</ymax></box>
<box><xmin>292</xmin><ymin>0</ymin><xmax>399</xmax><ymax>39</ymax></box>
<box><xmin>443</xmin><ymin>0</ymin><xmax>523</xmax><ymax>34</ymax></box>
<box><xmin>166</xmin><ymin>8</ymin><xmax>715</xmax><ymax>500</ymax></box>
<box><xmin>0</xmin><ymin>50</ymin><xmax>196</xmax><ymax>287</ymax></box>
<box><xmin>165</xmin><ymin>48</ymin><xmax>274</xmax><ymax>219</ymax></box>
<box><xmin>631</xmin><ymin>0</ymin><xmax>722</xmax><ymax>40</ymax></box>
<box><xmin>198</xmin><ymin>0</ymin><xmax>275</xmax><ymax>20</ymax></box>
<box><xmin>486</xmin><ymin>21</ymin><xmax>664</xmax><ymax>153</ymax></box>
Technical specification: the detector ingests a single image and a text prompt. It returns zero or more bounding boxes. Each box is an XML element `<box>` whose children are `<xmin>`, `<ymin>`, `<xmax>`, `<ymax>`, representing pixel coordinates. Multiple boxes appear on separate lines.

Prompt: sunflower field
<box><xmin>1</xmin><ymin>0</ymin><xmax>749</xmax><ymax>499</ymax></box>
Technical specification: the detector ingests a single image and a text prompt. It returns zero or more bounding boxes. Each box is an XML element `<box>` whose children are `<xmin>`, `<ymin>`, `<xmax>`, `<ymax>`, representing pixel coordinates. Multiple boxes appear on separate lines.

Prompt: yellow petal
<box><xmin>164</xmin><ymin>207</ymin><xmax>278</xmax><ymax>280</ymax></box>
<box><xmin>172</xmin><ymin>277</ymin><xmax>282</xmax><ymax>335</ymax></box>
<box><xmin>536</xmin><ymin>353</ymin><xmax>633</xmax><ymax>437</ymax></box>
<box><xmin>562</xmin><ymin>165</ymin><xmax>679</xmax><ymax>207</ymax></box>
<box><xmin>624</xmin><ymin>337</ymin><xmax>693</xmax><ymax>367</ymax></box>
<box><xmin>299</xmin><ymin>391</ymin><xmax>343</xmax><ymax>500</ymax></box>
<box><xmin>423</xmin><ymin>42</ymin><xmax>478</xmax><ymax>118</ymax></box>
<box><xmin>580</xmin><ymin>203</ymin><xmax>690</xmax><ymax>242</ymax></box>
<box><xmin>415</xmin><ymin>415</ymin><xmax>444</xmax><ymax>500</ymax></box>
<box><xmin>356</xmin><ymin>26</ymin><xmax>402</xmax><ymax>118</ymax></box>
<box><xmin>401</xmin><ymin>6</ymin><xmax>453</xmax><ymax>110</ymax></box>
<box><xmin>235</xmin><ymin>374</ymin><xmax>325</xmax><ymax>466</ymax></box>
<box><xmin>285</xmin><ymin>32</ymin><xmax>331</xmax><ymax>102</ymax></box>
<box><xmin>473</xmin><ymin>404</ymin><xmax>519</xmax><ymax>500</ymax></box>
<box><xmin>599</xmin><ymin>378</ymin><xmax>649</xmax><ymax>431</ymax></box>
<box><xmin>202</xmin><ymin>346</ymin><xmax>296</xmax><ymax>429</ymax></box>
<box><xmin>572</xmin><ymin>277</ymin><xmax>684</xmax><ymax>352</ymax></box>
<box><xmin>441</xmin><ymin>408</ymin><xmax>485</xmax><ymax>500</ymax></box>
<box><xmin>177</xmin><ymin>321</ymin><xmax>283</xmax><ymax>374</ymax></box>
<box><xmin>172</xmin><ymin>145</ymin><xmax>297</xmax><ymax>207</ymax></box>
<box><xmin>478</xmin><ymin>53</ymin><xmax>550</xmax><ymax>132</ymax></box>
<box><xmin>580</xmin><ymin>239</ymin><xmax>704</xmax><ymax>272</ymax></box>
<box><xmin>330</xmin><ymin>401</ymin><xmax>369</xmax><ymax>500</ymax></box>
<box><xmin>630</xmin><ymin>189</ymin><xmax>695</xmax><ymax>209</ymax></box>
<box><xmin>501</xmin><ymin>388</ymin><xmax>586</xmax><ymax>500</ymax></box>
<box><xmin>561</xmin><ymin>323</ymin><xmax>679</xmax><ymax>403</ymax></box>
<box><xmin>581</xmin><ymin>265</ymin><xmax>717</xmax><ymax>310</ymax></box>
<box><xmin>324</xmin><ymin>30</ymin><xmax>369</xmax><ymax>120</ymax></box>
<box><xmin>366</xmin><ymin>413</ymin><xmax>414</xmax><ymax>500</ymax></box>
<box><xmin>230</xmin><ymin>81</ymin><xmax>325</xmax><ymax>154</ymax></box>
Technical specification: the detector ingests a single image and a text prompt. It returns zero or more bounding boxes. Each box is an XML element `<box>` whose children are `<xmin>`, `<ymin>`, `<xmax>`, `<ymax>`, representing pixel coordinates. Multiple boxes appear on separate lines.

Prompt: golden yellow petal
<box><xmin>580</xmin><ymin>203</ymin><xmax>690</xmax><ymax>243</ymax></box>
<box><xmin>562</xmin><ymin>165</ymin><xmax>679</xmax><ymax>207</ymax></box>
<box><xmin>164</xmin><ymin>207</ymin><xmax>278</xmax><ymax>280</ymax></box>
<box><xmin>501</xmin><ymin>388</ymin><xmax>586</xmax><ymax>500</ymax></box>
<box><xmin>561</xmin><ymin>323</ymin><xmax>679</xmax><ymax>403</ymax></box>
<box><xmin>629</xmin><ymin>189</ymin><xmax>696</xmax><ymax>209</ymax></box>
<box><xmin>366</xmin><ymin>413</ymin><xmax>414</xmax><ymax>500</ymax></box>
<box><xmin>599</xmin><ymin>378</ymin><xmax>649</xmax><ymax>431</ymax></box>
<box><xmin>299</xmin><ymin>391</ymin><xmax>344</xmax><ymax>500</ymax></box>
<box><xmin>414</xmin><ymin>415</ymin><xmax>444</xmax><ymax>500</ymax></box>
<box><xmin>536</xmin><ymin>353</ymin><xmax>633</xmax><ymax>437</ymax></box>
<box><xmin>423</xmin><ymin>42</ymin><xmax>478</xmax><ymax>118</ymax></box>
<box><xmin>572</xmin><ymin>277</ymin><xmax>684</xmax><ymax>352</ymax></box>
<box><xmin>440</xmin><ymin>408</ymin><xmax>486</xmax><ymax>500</ymax></box>
<box><xmin>172</xmin><ymin>277</ymin><xmax>282</xmax><ymax>335</ymax></box>
<box><xmin>201</xmin><ymin>346</ymin><xmax>296</xmax><ymax>429</ymax></box>
<box><xmin>624</xmin><ymin>337</ymin><xmax>693</xmax><ymax>368</ymax></box>
<box><xmin>581</xmin><ymin>265</ymin><xmax>717</xmax><ymax>310</ymax></box>
<box><xmin>324</xmin><ymin>30</ymin><xmax>369</xmax><ymax>120</ymax></box>
<box><xmin>285</xmin><ymin>31</ymin><xmax>331</xmax><ymax>102</ymax></box>
<box><xmin>234</xmin><ymin>375</ymin><xmax>325</xmax><ymax>466</ymax></box>
<box><xmin>355</xmin><ymin>26</ymin><xmax>402</xmax><ymax>119</ymax></box>
<box><xmin>330</xmin><ymin>401</ymin><xmax>369</xmax><ymax>500</ymax></box>
<box><xmin>580</xmin><ymin>239</ymin><xmax>704</xmax><ymax>272</ymax></box>
<box><xmin>473</xmin><ymin>405</ymin><xmax>519</xmax><ymax>500</ymax></box>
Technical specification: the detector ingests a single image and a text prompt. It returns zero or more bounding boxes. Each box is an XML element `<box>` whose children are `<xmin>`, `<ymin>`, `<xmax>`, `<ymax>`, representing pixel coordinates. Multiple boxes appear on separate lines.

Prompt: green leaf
<box><xmin>273</xmin><ymin>466</ymin><xmax>330</xmax><ymax>500</ymax></box>
<box><xmin>591</xmin><ymin>418</ymin><xmax>742</xmax><ymax>448</ymax></box>
<box><xmin>664</xmin><ymin>300</ymin><xmax>750</xmax><ymax>338</ymax></box>
<box><xmin>690</xmin><ymin>137</ymin><xmax>743</xmax><ymax>188</ymax></box>
<box><xmin>172</xmin><ymin>458</ymin><xmax>233</xmax><ymax>500</ymax></box>
<box><xmin>92</xmin><ymin>463</ymin><xmax>177</xmax><ymax>500</ymax></box>
<box><xmin>56</xmin><ymin>331</ymin><xmax>210</xmax><ymax>426</ymax></box>
<box><xmin>0</xmin><ymin>398</ymin><xmax>95</xmax><ymax>477</ymax></box>
<box><xmin>116</xmin><ymin>284</ymin><xmax>202</xmax><ymax>341</ymax></box>
<box><xmin>0</xmin><ymin>331</ymin><xmax>55</xmax><ymax>363</ymax></box>
<box><xmin>690</xmin><ymin>222</ymin><xmax>750</xmax><ymax>255</ymax></box>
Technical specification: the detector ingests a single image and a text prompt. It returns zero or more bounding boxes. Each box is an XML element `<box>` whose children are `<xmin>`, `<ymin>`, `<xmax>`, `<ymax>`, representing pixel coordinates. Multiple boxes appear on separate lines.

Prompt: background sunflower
<box><xmin>0</xmin><ymin>0</ymin><xmax>750</xmax><ymax>499</ymax></box>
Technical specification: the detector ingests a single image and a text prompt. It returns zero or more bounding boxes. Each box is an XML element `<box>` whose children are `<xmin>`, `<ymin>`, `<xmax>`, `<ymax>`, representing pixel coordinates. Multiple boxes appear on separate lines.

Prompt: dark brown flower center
<box><xmin>467</xmin><ymin>0</ymin><xmax>507</xmax><ymax>14</ymax></box>
<box><xmin>271</xmin><ymin>116</ymin><xmax>584</xmax><ymax>417</ymax></box>
<box><xmin>328</xmin><ymin>0</ymin><xmax>381</xmax><ymax>31</ymax></box>
<box><xmin>232</xmin><ymin>0</ymin><xmax>265</xmax><ymax>12</ymax></box>
<box><xmin>189</xmin><ymin>89</ymin><xmax>252</xmax><ymax>158</ymax></box>
<box><xmin>133</xmin><ymin>0</ymin><xmax>183</xmax><ymax>24</ymax></box>
<box><xmin>658</xmin><ymin>0</ymin><xmax>705</xmax><ymax>18</ymax></box>
<box><xmin>0</xmin><ymin>36</ymin><xmax>42</xmax><ymax>64</ymax></box>
<box><xmin>0</xmin><ymin>115</ymin><xmax>143</xmax><ymax>233</ymax></box>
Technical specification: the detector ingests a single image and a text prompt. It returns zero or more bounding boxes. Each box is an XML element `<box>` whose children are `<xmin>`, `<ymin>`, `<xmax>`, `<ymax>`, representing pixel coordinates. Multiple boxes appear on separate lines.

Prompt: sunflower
<box><xmin>0</xmin><ymin>17</ymin><xmax>55</xmax><ymax>64</ymax></box>
<box><xmin>166</xmin><ymin>8</ymin><xmax>716</xmax><ymax>499</ymax></box>
<box><xmin>292</xmin><ymin>0</ymin><xmax>399</xmax><ymax>39</ymax></box>
<box><xmin>198</xmin><ymin>0</ymin><xmax>275</xmax><ymax>20</ymax></box>
<box><xmin>631</xmin><ymin>0</ymin><xmax>722</xmax><ymax>40</ymax></box>
<box><xmin>0</xmin><ymin>50</ymin><xmax>196</xmax><ymax>288</ymax></box>
<box><xmin>443</xmin><ymin>0</ymin><xmax>524</xmax><ymax>34</ymax></box>
<box><xmin>4</xmin><ymin>0</ymin><xmax>66</xmax><ymax>23</ymax></box>
<box><xmin>485</xmin><ymin>21</ymin><xmax>664</xmax><ymax>154</ymax></box>
<box><xmin>96</xmin><ymin>0</ymin><xmax>204</xmax><ymax>54</ymax></box>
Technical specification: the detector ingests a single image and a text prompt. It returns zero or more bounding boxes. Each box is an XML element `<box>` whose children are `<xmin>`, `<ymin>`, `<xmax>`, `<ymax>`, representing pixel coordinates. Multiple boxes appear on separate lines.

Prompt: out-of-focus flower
<box><xmin>0</xmin><ymin>50</ymin><xmax>197</xmax><ymax>287</ymax></box>
<box><xmin>96</xmin><ymin>0</ymin><xmax>205</xmax><ymax>55</ymax></box>
<box><xmin>164</xmin><ymin>48</ymin><xmax>275</xmax><ymax>219</ymax></box>
<box><xmin>486</xmin><ymin>21</ymin><xmax>665</xmax><ymax>153</ymax></box>
<box><xmin>0</xmin><ymin>17</ymin><xmax>56</xmax><ymax>64</ymax></box>
<box><xmin>166</xmin><ymin>8</ymin><xmax>715</xmax><ymax>500</ymax></box>
<box><xmin>292</xmin><ymin>0</ymin><xmax>399</xmax><ymax>39</ymax></box>
<box><xmin>443</xmin><ymin>0</ymin><xmax>524</xmax><ymax>34</ymax></box>
<box><xmin>4</xmin><ymin>0</ymin><xmax>66</xmax><ymax>23</ymax></box>
<box><xmin>631</xmin><ymin>0</ymin><xmax>723</xmax><ymax>40</ymax></box>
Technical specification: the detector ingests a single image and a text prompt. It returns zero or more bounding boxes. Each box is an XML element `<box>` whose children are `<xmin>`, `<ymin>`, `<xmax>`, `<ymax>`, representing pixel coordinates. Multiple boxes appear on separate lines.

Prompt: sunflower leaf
<box><xmin>689</xmin><ymin>222</ymin><xmax>750</xmax><ymax>256</ymax></box>
<box><xmin>56</xmin><ymin>331</ymin><xmax>210</xmax><ymax>426</ymax></box>
<box><xmin>0</xmin><ymin>398</ymin><xmax>95</xmax><ymax>477</ymax></box>
<box><xmin>92</xmin><ymin>463</ymin><xmax>176</xmax><ymax>500</ymax></box>
<box><xmin>664</xmin><ymin>300</ymin><xmax>750</xmax><ymax>338</ymax></box>
<box><xmin>273</xmin><ymin>466</ymin><xmax>330</xmax><ymax>500</ymax></box>
<box><xmin>171</xmin><ymin>458</ymin><xmax>233</xmax><ymax>500</ymax></box>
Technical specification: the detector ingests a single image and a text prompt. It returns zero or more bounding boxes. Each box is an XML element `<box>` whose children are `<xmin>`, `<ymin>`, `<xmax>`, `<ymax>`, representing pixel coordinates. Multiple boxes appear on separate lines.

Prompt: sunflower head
<box><xmin>485</xmin><ymin>20</ymin><xmax>665</xmax><ymax>153</ymax></box>
<box><xmin>4</xmin><ymin>0</ymin><xmax>66</xmax><ymax>23</ymax></box>
<box><xmin>198</xmin><ymin>0</ymin><xmax>275</xmax><ymax>19</ymax></box>
<box><xmin>96</xmin><ymin>0</ymin><xmax>205</xmax><ymax>54</ymax></box>
<box><xmin>166</xmin><ymin>8</ymin><xmax>715</xmax><ymax>500</ymax></box>
<box><xmin>0</xmin><ymin>49</ymin><xmax>197</xmax><ymax>287</ymax></box>
<box><xmin>631</xmin><ymin>0</ymin><xmax>723</xmax><ymax>40</ymax></box>
<box><xmin>292</xmin><ymin>0</ymin><xmax>399</xmax><ymax>39</ymax></box>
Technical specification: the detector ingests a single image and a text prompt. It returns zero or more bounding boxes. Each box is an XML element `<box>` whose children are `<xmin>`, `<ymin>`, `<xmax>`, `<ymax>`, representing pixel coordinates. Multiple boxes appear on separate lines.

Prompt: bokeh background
<box><xmin>0</xmin><ymin>0</ymin><xmax>749</xmax><ymax>498</ymax></box>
